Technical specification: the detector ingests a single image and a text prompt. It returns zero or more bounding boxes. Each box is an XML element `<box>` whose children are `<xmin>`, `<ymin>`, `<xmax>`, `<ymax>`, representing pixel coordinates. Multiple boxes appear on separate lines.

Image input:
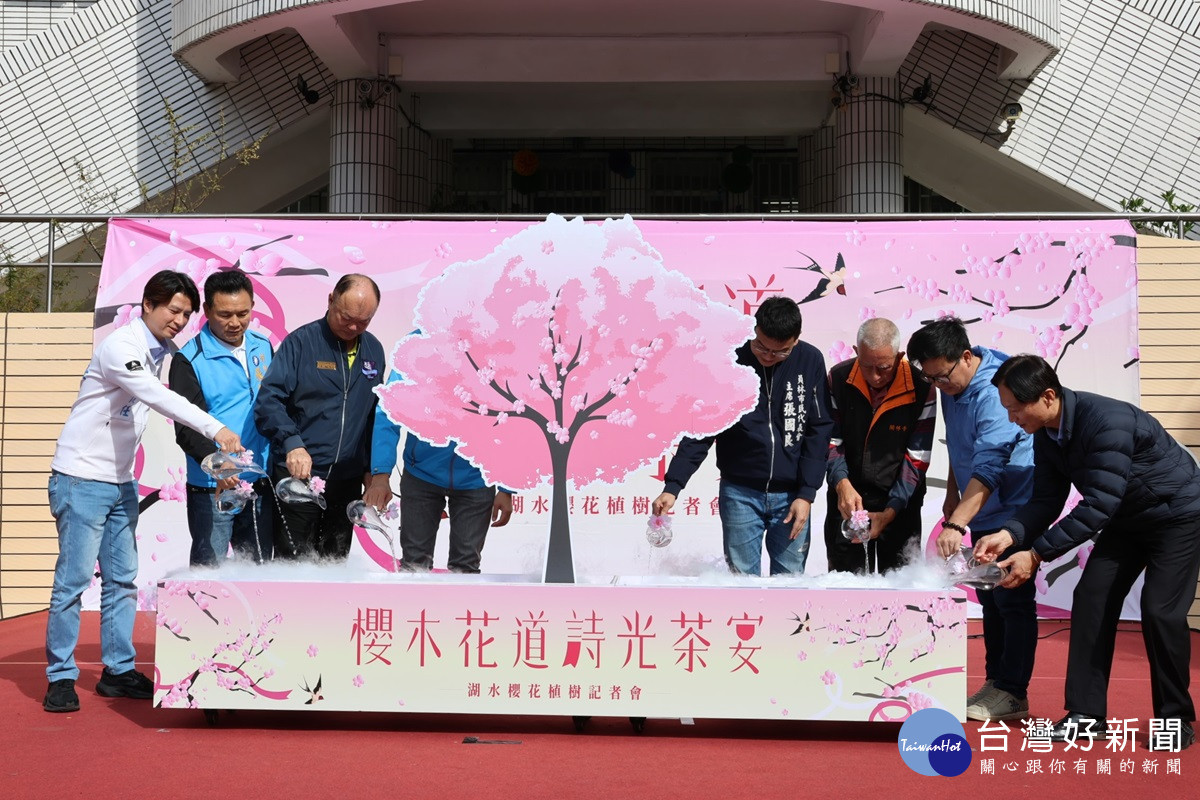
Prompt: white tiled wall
<box><xmin>904</xmin><ymin>0</ymin><xmax>1200</xmax><ymax>210</ymax></box>
<box><xmin>0</xmin><ymin>1</ymin><xmax>98</xmax><ymax>52</ymax></box>
<box><xmin>2</xmin><ymin>0</ymin><xmax>1200</xmax><ymax>261</ymax></box>
<box><xmin>0</xmin><ymin>0</ymin><xmax>331</xmax><ymax>259</ymax></box>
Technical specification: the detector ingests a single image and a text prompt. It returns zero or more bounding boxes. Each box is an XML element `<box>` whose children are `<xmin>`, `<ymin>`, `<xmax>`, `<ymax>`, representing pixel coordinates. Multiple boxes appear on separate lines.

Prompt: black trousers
<box><xmin>824</xmin><ymin>497</ymin><xmax>922</xmax><ymax>574</ymax></box>
<box><xmin>1066</xmin><ymin>517</ymin><xmax>1200</xmax><ymax>720</ymax></box>
<box><xmin>271</xmin><ymin>468</ymin><xmax>363</xmax><ymax>561</ymax></box>
<box><xmin>399</xmin><ymin>470</ymin><xmax>496</xmax><ymax>573</ymax></box>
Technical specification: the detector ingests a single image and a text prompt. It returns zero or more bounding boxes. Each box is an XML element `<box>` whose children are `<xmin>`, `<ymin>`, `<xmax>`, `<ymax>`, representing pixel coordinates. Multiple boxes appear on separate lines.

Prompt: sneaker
<box><xmin>967</xmin><ymin>679</ymin><xmax>995</xmax><ymax>707</ymax></box>
<box><xmin>96</xmin><ymin>668</ymin><xmax>153</xmax><ymax>699</ymax></box>
<box><xmin>965</xmin><ymin>686</ymin><xmax>1029</xmax><ymax>721</ymax></box>
<box><xmin>43</xmin><ymin>679</ymin><xmax>80</xmax><ymax>712</ymax></box>
<box><xmin>1048</xmin><ymin>712</ymin><xmax>1107</xmax><ymax>741</ymax></box>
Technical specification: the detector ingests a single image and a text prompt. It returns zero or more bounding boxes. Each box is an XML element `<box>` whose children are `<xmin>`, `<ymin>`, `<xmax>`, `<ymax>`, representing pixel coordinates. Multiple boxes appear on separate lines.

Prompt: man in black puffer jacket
<box><xmin>976</xmin><ymin>354</ymin><xmax>1200</xmax><ymax>749</ymax></box>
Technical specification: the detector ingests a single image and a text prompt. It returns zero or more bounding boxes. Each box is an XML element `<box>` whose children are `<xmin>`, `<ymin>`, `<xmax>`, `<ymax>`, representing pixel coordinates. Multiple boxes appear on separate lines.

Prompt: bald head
<box><xmin>327</xmin><ymin>273</ymin><xmax>380</xmax><ymax>342</ymax></box>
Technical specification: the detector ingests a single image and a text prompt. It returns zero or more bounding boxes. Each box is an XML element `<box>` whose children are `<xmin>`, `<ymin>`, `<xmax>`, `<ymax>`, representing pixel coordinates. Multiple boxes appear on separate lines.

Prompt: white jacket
<box><xmin>51</xmin><ymin>317</ymin><xmax>225</xmax><ymax>483</ymax></box>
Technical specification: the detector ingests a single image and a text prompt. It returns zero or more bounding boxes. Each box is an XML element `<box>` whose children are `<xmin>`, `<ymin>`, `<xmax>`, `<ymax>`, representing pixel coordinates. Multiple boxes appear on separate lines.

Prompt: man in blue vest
<box><xmin>170</xmin><ymin>269</ymin><xmax>274</xmax><ymax>565</ymax></box>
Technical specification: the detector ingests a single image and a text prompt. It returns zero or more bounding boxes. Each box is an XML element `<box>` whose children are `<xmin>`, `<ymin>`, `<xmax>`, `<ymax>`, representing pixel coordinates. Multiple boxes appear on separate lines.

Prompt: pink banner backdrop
<box><xmin>92</xmin><ymin>217</ymin><xmax>1139</xmax><ymax>614</ymax></box>
<box><xmin>154</xmin><ymin>578</ymin><xmax>967</xmax><ymax>721</ymax></box>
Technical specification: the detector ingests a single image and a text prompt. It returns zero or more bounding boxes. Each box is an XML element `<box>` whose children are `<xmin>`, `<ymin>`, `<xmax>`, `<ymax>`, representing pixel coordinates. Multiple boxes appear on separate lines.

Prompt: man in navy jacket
<box><xmin>255</xmin><ymin>274</ymin><xmax>392</xmax><ymax>560</ymax></box>
<box><xmin>653</xmin><ymin>296</ymin><xmax>833</xmax><ymax>576</ymax></box>
<box><xmin>170</xmin><ymin>269</ymin><xmax>273</xmax><ymax>565</ymax></box>
<box><xmin>976</xmin><ymin>354</ymin><xmax>1200</xmax><ymax>749</ymax></box>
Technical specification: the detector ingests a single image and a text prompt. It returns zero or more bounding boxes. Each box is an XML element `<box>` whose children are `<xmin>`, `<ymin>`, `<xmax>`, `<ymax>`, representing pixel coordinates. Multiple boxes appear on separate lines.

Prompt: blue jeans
<box><xmin>717</xmin><ymin>480</ymin><xmax>810</xmax><ymax>576</ymax></box>
<box><xmin>45</xmin><ymin>472</ymin><xmax>140</xmax><ymax>682</ymax></box>
<box><xmin>186</xmin><ymin>484</ymin><xmax>272</xmax><ymax>566</ymax></box>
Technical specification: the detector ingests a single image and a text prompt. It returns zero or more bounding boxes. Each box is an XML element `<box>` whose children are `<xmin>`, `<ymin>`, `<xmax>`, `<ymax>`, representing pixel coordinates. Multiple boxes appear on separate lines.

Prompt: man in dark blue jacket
<box><xmin>976</xmin><ymin>354</ymin><xmax>1200</xmax><ymax>749</ymax></box>
<box><xmin>170</xmin><ymin>269</ymin><xmax>273</xmax><ymax>565</ymax></box>
<box><xmin>653</xmin><ymin>296</ymin><xmax>833</xmax><ymax>576</ymax></box>
<box><xmin>255</xmin><ymin>274</ymin><xmax>392</xmax><ymax>560</ymax></box>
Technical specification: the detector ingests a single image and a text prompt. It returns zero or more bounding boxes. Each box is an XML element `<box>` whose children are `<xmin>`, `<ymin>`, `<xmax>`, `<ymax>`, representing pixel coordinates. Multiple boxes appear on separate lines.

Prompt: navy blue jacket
<box><xmin>663</xmin><ymin>340</ymin><xmax>833</xmax><ymax>501</ymax></box>
<box><xmin>1005</xmin><ymin>387</ymin><xmax>1200</xmax><ymax>560</ymax></box>
<box><xmin>254</xmin><ymin>316</ymin><xmax>386</xmax><ymax>481</ymax></box>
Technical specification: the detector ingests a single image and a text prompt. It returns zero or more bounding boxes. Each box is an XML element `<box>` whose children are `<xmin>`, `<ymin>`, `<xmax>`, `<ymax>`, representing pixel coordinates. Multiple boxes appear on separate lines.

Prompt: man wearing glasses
<box><xmin>906</xmin><ymin>317</ymin><xmax>1036</xmax><ymax>722</ymax></box>
<box><xmin>825</xmin><ymin>318</ymin><xmax>936</xmax><ymax>574</ymax></box>
<box><xmin>653</xmin><ymin>296</ymin><xmax>833</xmax><ymax>576</ymax></box>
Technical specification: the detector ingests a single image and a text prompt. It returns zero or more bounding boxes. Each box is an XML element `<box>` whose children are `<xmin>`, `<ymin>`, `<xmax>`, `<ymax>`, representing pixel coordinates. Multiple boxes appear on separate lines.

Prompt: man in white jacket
<box><xmin>44</xmin><ymin>270</ymin><xmax>242</xmax><ymax>713</ymax></box>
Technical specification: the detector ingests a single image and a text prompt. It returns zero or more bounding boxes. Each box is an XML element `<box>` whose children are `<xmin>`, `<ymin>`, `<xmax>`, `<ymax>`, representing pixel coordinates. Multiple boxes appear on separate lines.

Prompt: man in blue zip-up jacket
<box><xmin>373</xmin><ymin>369</ymin><xmax>513</xmax><ymax>572</ymax></box>
<box><xmin>171</xmin><ymin>270</ymin><xmax>273</xmax><ymax>565</ymax></box>
<box><xmin>255</xmin><ymin>274</ymin><xmax>392</xmax><ymax>560</ymax></box>
<box><xmin>907</xmin><ymin>317</ymin><xmax>1036</xmax><ymax>723</ymax></box>
<box><xmin>653</xmin><ymin>297</ymin><xmax>833</xmax><ymax>576</ymax></box>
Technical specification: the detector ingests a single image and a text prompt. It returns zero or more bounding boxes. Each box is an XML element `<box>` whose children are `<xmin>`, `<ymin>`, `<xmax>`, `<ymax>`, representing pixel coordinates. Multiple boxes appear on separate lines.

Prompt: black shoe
<box><xmin>43</xmin><ymin>679</ymin><xmax>80</xmax><ymax>712</ymax></box>
<box><xmin>96</xmin><ymin>668</ymin><xmax>153</xmax><ymax>699</ymax></box>
<box><xmin>1182</xmin><ymin>723</ymin><xmax>1195</xmax><ymax>750</ymax></box>
<box><xmin>1049</xmin><ymin>712</ymin><xmax>1106</xmax><ymax>742</ymax></box>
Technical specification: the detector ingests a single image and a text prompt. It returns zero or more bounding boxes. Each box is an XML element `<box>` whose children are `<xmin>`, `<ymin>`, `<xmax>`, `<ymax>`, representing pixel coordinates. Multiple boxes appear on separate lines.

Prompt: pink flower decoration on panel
<box><xmin>827</xmin><ymin>340</ymin><xmax>854</xmax><ymax>364</ymax></box>
<box><xmin>1077</xmin><ymin>542</ymin><xmax>1094</xmax><ymax>570</ymax></box>
<box><xmin>820</xmin><ymin>670</ymin><xmax>838</xmax><ymax>686</ymax></box>
<box><xmin>159</xmin><ymin>467</ymin><xmax>187</xmax><ymax>502</ymax></box>
<box><xmin>907</xmin><ymin>692</ymin><xmax>934</xmax><ymax>712</ymax></box>
<box><xmin>113</xmin><ymin>304</ymin><xmax>142</xmax><ymax>328</ymax></box>
<box><xmin>376</xmin><ymin>215</ymin><xmax>759</xmax><ymax>491</ymax></box>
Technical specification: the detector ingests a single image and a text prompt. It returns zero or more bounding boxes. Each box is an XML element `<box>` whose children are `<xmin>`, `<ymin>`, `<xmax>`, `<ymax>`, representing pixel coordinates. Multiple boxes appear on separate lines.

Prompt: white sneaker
<box><xmin>966</xmin><ymin>686</ymin><xmax>1029</xmax><ymax>721</ymax></box>
<box><xmin>967</xmin><ymin>679</ymin><xmax>994</xmax><ymax>707</ymax></box>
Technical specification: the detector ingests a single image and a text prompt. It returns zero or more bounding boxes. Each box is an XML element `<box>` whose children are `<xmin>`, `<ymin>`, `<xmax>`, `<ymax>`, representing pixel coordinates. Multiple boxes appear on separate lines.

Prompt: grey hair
<box><xmin>856</xmin><ymin>318</ymin><xmax>902</xmax><ymax>351</ymax></box>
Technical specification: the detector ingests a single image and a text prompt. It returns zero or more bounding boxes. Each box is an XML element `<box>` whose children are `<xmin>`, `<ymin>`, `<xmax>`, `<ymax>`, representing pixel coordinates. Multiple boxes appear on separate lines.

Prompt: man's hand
<box><xmin>216</xmin><ymin>475</ymin><xmax>239</xmax><ymax>491</ymax></box>
<box><xmin>784</xmin><ymin>498</ymin><xmax>812</xmax><ymax>540</ymax></box>
<box><xmin>835</xmin><ymin>479</ymin><xmax>863</xmax><ymax>520</ymax></box>
<box><xmin>362</xmin><ymin>472</ymin><xmax>393</xmax><ymax>510</ymax></box>
<box><xmin>214</xmin><ymin>427</ymin><xmax>243</xmax><ymax>453</ymax></box>
<box><xmin>492</xmin><ymin>492</ymin><xmax>513</xmax><ymax>527</ymax></box>
<box><xmin>997</xmin><ymin>549</ymin><xmax>1040</xmax><ymax>589</ymax></box>
<box><xmin>936</xmin><ymin>525</ymin><xmax>963</xmax><ymax>559</ymax></box>
<box><xmin>867</xmin><ymin>507</ymin><xmax>897</xmax><ymax>540</ymax></box>
<box><xmin>972</xmin><ymin>531</ymin><xmax>1015</xmax><ymax>564</ymax></box>
<box><xmin>286</xmin><ymin>447</ymin><xmax>312</xmax><ymax>481</ymax></box>
<box><xmin>652</xmin><ymin>492</ymin><xmax>676</xmax><ymax>516</ymax></box>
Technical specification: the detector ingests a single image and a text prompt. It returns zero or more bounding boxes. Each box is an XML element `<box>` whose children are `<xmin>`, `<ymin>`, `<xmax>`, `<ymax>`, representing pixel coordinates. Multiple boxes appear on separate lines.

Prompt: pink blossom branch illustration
<box><xmin>157</xmin><ymin>612</ymin><xmax>287</xmax><ymax>708</ymax></box>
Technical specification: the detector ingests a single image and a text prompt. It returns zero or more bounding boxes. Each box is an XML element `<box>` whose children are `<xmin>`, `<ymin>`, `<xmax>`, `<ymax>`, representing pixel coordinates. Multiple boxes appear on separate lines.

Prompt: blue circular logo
<box><xmin>897</xmin><ymin>708</ymin><xmax>972</xmax><ymax>777</ymax></box>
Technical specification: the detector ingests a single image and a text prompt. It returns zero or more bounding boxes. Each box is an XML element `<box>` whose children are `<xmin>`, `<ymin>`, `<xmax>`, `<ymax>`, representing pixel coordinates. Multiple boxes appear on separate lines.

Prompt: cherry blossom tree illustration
<box><xmin>377</xmin><ymin>215</ymin><xmax>759</xmax><ymax>583</ymax></box>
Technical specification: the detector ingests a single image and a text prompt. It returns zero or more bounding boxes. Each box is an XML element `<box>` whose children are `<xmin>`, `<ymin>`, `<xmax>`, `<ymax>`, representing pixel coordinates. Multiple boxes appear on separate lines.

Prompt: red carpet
<box><xmin>0</xmin><ymin>611</ymin><xmax>1195</xmax><ymax>798</ymax></box>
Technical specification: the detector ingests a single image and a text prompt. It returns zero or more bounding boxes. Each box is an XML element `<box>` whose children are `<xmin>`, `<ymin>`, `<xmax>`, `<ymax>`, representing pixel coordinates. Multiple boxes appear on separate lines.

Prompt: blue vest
<box><xmin>179</xmin><ymin>325</ymin><xmax>273</xmax><ymax>486</ymax></box>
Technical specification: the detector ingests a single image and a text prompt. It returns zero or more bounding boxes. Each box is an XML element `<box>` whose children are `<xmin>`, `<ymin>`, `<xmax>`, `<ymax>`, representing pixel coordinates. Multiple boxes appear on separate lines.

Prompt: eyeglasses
<box><xmin>916</xmin><ymin>358</ymin><xmax>961</xmax><ymax>385</ymax></box>
<box><xmin>750</xmin><ymin>339</ymin><xmax>794</xmax><ymax>359</ymax></box>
